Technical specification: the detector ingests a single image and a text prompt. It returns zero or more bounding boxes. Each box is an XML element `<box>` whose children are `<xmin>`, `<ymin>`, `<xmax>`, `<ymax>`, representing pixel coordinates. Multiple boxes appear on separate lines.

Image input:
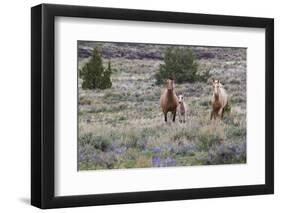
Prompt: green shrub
<box><xmin>79</xmin><ymin>133</ymin><xmax>112</xmax><ymax>152</ymax></box>
<box><xmin>93</xmin><ymin>136</ymin><xmax>112</xmax><ymax>151</ymax></box>
<box><xmin>197</xmin><ymin>132</ymin><xmax>221</xmax><ymax>151</ymax></box>
<box><xmin>155</xmin><ymin>47</ymin><xmax>200</xmax><ymax>84</ymax></box>
<box><xmin>207</xmin><ymin>143</ymin><xmax>246</xmax><ymax>165</ymax></box>
<box><xmin>80</xmin><ymin>47</ymin><xmax>112</xmax><ymax>89</ymax></box>
<box><xmin>126</xmin><ymin>130</ymin><xmax>140</xmax><ymax>148</ymax></box>
<box><xmin>172</xmin><ymin>129</ymin><xmax>194</xmax><ymax>141</ymax></box>
<box><xmin>79</xmin><ymin>97</ymin><xmax>91</xmax><ymax>105</ymax></box>
<box><xmin>227</xmin><ymin>127</ymin><xmax>246</xmax><ymax>137</ymax></box>
<box><xmin>100</xmin><ymin>61</ymin><xmax>112</xmax><ymax>89</ymax></box>
<box><xmin>229</xmin><ymin>79</ymin><xmax>240</xmax><ymax>84</ymax></box>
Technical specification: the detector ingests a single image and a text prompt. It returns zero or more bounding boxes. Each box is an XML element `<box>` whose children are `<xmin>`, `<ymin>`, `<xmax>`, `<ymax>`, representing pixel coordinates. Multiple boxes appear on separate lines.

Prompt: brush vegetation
<box><xmin>78</xmin><ymin>42</ymin><xmax>247</xmax><ymax>170</ymax></box>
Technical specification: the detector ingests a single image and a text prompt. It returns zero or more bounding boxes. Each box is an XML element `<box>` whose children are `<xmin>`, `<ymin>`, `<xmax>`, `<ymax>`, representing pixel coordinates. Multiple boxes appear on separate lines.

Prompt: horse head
<box><xmin>178</xmin><ymin>94</ymin><xmax>184</xmax><ymax>104</ymax></box>
<box><xmin>212</xmin><ymin>79</ymin><xmax>221</xmax><ymax>97</ymax></box>
<box><xmin>167</xmin><ymin>78</ymin><xmax>174</xmax><ymax>91</ymax></box>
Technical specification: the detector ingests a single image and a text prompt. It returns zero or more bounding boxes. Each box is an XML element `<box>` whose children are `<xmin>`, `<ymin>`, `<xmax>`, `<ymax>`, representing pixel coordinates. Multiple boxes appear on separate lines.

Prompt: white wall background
<box><xmin>0</xmin><ymin>0</ymin><xmax>279</xmax><ymax>212</ymax></box>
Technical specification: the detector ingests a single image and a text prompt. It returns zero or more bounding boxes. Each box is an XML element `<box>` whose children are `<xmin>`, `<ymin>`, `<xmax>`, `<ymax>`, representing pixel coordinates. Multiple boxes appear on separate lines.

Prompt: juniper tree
<box><xmin>100</xmin><ymin>61</ymin><xmax>112</xmax><ymax>89</ymax></box>
<box><xmin>80</xmin><ymin>47</ymin><xmax>112</xmax><ymax>89</ymax></box>
<box><xmin>155</xmin><ymin>47</ymin><xmax>199</xmax><ymax>84</ymax></box>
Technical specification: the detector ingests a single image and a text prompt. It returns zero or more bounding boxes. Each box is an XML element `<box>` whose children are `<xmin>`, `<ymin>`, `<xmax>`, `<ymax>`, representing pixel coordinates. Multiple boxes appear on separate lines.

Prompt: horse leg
<box><xmin>183</xmin><ymin>113</ymin><xmax>186</xmax><ymax>123</ymax></box>
<box><xmin>214</xmin><ymin>111</ymin><xmax>217</xmax><ymax>120</ymax></box>
<box><xmin>172</xmin><ymin>111</ymin><xmax>176</xmax><ymax>122</ymax></box>
<box><xmin>164</xmin><ymin>112</ymin><xmax>167</xmax><ymax>122</ymax></box>
<box><xmin>221</xmin><ymin>107</ymin><xmax>225</xmax><ymax>119</ymax></box>
<box><xmin>218</xmin><ymin>108</ymin><xmax>223</xmax><ymax>119</ymax></box>
<box><xmin>210</xmin><ymin>110</ymin><xmax>214</xmax><ymax>120</ymax></box>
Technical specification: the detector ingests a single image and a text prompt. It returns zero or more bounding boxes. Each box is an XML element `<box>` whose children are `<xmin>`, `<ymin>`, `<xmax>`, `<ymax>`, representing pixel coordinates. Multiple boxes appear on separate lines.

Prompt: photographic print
<box><xmin>31</xmin><ymin>5</ymin><xmax>273</xmax><ymax>208</ymax></box>
<box><xmin>78</xmin><ymin>41</ymin><xmax>247</xmax><ymax>171</ymax></box>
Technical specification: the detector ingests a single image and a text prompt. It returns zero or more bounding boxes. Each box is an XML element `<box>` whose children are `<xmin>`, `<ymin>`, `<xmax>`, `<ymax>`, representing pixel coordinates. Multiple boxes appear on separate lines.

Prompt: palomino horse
<box><xmin>160</xmin><ymin>78</ymin><xmax>179</xmax><ymax>122</ymax></box>
<box><xmin>210</xmin><ymin>79</ymin><xmax>228</xmax><ymax>120</ymax></box>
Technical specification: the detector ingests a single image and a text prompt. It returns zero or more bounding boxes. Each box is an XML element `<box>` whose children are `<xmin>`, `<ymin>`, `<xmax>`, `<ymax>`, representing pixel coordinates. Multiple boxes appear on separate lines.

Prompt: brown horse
<box><xmin>210</xmin><ymin>79</ymin><xmax>228</xmax><ymax>120</ymax></box>
<box><xmin>160</xmin><ymin>78</ymin><xmax>179</xmax><ymax>122</ymax></box>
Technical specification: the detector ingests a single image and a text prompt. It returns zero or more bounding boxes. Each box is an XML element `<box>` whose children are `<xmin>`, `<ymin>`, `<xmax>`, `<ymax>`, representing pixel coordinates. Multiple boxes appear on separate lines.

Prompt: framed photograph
<box><xmin>31</xmin><ymin>4</ymin><xmax>274</xmax><ymax>209</ymax></box>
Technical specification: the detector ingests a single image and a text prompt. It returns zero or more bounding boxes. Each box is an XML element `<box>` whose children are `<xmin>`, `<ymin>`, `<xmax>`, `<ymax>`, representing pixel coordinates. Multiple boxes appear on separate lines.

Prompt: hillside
<box><xmin>78</xmin><ymin>41</ymin><xmax>247</xmax><ymax>170</ymax></box>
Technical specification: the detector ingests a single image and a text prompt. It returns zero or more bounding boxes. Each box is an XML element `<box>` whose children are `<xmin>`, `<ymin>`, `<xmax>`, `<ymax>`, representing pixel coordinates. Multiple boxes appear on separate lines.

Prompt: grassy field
<box><xmin>78</xmin><ymin>42</ymin><xmax>246</xmax><ymax>170</ymax></box>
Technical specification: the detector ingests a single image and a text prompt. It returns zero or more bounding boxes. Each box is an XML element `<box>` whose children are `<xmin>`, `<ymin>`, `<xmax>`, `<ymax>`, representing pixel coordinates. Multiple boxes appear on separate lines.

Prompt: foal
<box><xmin>177</xmin><ymin>94</ymin><xmax>187</xmax><ymax>123</ymax></box>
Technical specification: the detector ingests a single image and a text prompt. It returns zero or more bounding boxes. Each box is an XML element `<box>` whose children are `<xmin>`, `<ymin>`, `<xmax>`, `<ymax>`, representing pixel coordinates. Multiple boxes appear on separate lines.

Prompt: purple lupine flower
<box><xmin>114</xmin><ymin>147</ymin><xmax>126</xmax><ymax>155</ymax></box>
<box><xmin>152</xmin><ymin>146</ymin><xmax>162</xmax><ymax>153</ymax></box>
<box><xmin>152</xmin><ymin>156</ymin><xmax>161</xmax><ymax>167</ymax></box>
<box><xmin>165</xmin><ymin>156</ymin><xmax>177</xmax><ymax>167</ymax></box>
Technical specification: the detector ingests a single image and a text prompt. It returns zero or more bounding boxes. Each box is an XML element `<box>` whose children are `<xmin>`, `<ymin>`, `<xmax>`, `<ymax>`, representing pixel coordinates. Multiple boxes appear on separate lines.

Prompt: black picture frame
<box><xmin>31</xmin><ymin>3</ymin><xmax>274</xmax><ymax>209</ymax></box>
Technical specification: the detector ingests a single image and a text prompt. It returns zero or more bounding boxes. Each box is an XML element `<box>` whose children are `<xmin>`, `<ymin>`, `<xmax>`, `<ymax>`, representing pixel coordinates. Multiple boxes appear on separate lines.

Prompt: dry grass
<box><xmin>78</xmin><ymin>44</ymin><xmax>246</xmax><ymax>170</ymax></box>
